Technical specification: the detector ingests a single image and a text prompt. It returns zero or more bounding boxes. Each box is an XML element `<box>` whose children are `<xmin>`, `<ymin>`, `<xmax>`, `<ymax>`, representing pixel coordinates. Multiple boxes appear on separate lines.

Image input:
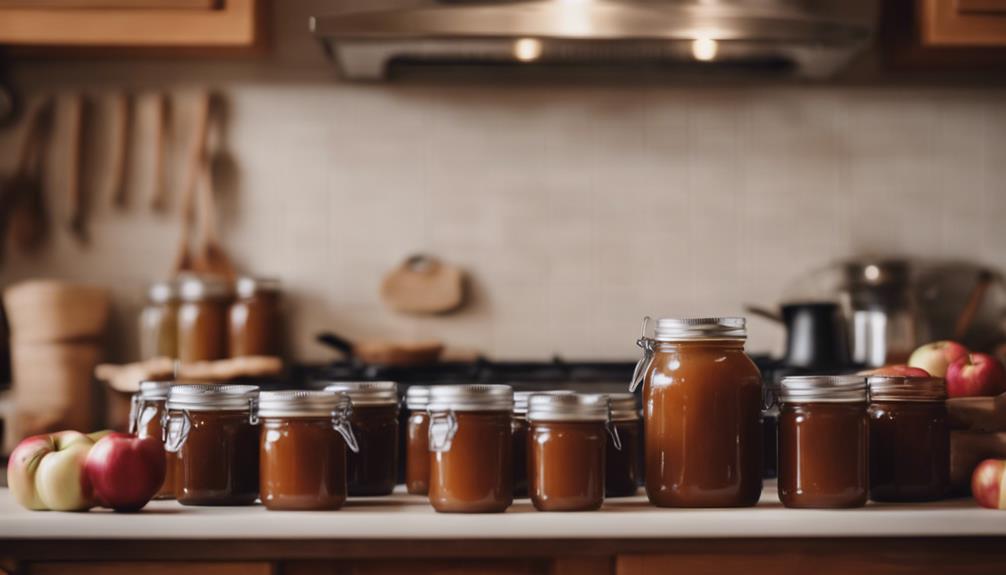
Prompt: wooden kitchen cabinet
<box><xmin>24</xmin><ymin>562</ymin><xmax>275</xmax><ymax>575</ymax></box>
<box><xmin>919</xmin><ymin>0</ymin><xmax>1006</xmax><ymax>46</ymax></box>
<box><xmin>0</xmin><ymin>0</ymin><xmax>261</xmax><ymax>49</ymax></box>
<box><xmin>881</xmin><ymin>0</ymin><xmax>1006</xmax><ymax>68</ymax></box>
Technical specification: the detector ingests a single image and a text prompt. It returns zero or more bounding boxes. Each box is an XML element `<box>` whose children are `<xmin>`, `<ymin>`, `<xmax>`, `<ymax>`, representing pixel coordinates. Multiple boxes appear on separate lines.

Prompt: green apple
<box><xmin>7</xmin><ymin>431</ymin><xmax>97</xmax><ymax>512</ymax></box>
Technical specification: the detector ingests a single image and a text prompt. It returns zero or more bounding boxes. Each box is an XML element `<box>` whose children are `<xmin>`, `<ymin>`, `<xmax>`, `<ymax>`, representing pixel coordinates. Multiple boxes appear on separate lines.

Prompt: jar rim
<box><xmin>653</xmin><ymin>317</ymin><xmax>746</xmax><ymax>341</ymax></box>
<box><xmin>404</xmin><ymin>385</ymin><xmax>431</xmax><ymax>410</ymax></box>
<box><xmin>526</xmin><ymin>392</ymin><xmax>609</xmax><ymax>421</ymax></box>
<box><xmin>178</xmin><ymin>275</ymin><xmax>232</xmax><ymax>301</ymax></box>
<box><xmin>779</xmin><ymin>375</ymin><xmax>867</xmax><ymax>403</ymax></box>
<box><xmin>167</xmin><ymin>383</ymin><xmax>259</xmax><ymax>411</ymax></box>
<box><xmin>235</xmin><ymin>276</ymin><xmax>281</xmax><ymax>298</ymax></box>
<box><xmin>607</xmin><ymin>392</ymin><xmax>640</xmax><ymax>420</ymax></box>
<box><xmin>322</xmin><ymin>381</ymin><xmax>398</xmax><ymax>406</ymax></box>
<box><xmin>513</xmin><ymin>390</ymin><xmax>573</xmax><ymax>415</ymax></box>
<box><xmin>138</xmin><ymin>380</ymin><xmax>173</xmax><ymax>400</ymax></box>
<box><xmin>867</xmin><ymin>376</ymin><xmax>947</xmax><ymax>401</ymax></box>
<box><xmin>258</xmin><ymin>389</ymin><xmax>351</xmax><ymax>418</ymax></box>
<box><xmin>428</xmin><ymin>384</ymin><xmax>513</xmax><ymax>412</ymax></box>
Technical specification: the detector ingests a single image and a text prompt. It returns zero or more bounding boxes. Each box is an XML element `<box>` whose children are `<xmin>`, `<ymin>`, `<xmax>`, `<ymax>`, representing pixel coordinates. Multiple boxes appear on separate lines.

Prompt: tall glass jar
<box><xmin>165</xmin><ymin>384</ymin><xmax>260</xmax><ymax>506</ymax></box>
<box><xmin>405</xmin><ymin>386</ymin><xmax>431</xmax><ymax>495</ymax></box>
<box><xmin>177</xmin><ymin>276</ymin><xmax>231</xmax><ymax>363</ymax></box>
<box><xmin>605</xmin><ymin>393</ymin><xmax>641</xmax><ymax>497</ymax></box>
<box><xmin>527</xmin><ymin>393</ymin><xmax>616</xmax><ymax>511</ymax></box>
<box><xmin>428</xmin><ymin>384</ymin><xmax>514</xmax><ymax>513</ymax></box>
<box><xmin>324</xmin><ymin>381</ymin><xmax>400</xmax><ymax>496</ymax></box>
<box><xmin>229</xmin><ymin>277</ymin><xmax>282</xmax><ymax>358</ymax></box>
<box><xmin>777</xmin><ymin>375</ymin><xmax>868</xmax><ymax>509</ymax></box>
<box><xmin>258</xmin><ymin>390</ymin><xmax>359</xmax><ymax>511</ymax></box>
<box><xmin>130</xmin><ymin>380</ymin><xmax>174</xmax><ymax>499</ymax></box>
<box><xmin>867</xmin><ymin>375</ymin><xmax>949</xmax><ymax>502</ymax></box>
<box><xmin>139</xmin><ymin>281</ymin><xmax>180</xmax><ymax>360</ymax></box>
<box><xmin>631</xmin><ymin>317</ymin><xmax>763</xmax><ymax>507</ymax></box>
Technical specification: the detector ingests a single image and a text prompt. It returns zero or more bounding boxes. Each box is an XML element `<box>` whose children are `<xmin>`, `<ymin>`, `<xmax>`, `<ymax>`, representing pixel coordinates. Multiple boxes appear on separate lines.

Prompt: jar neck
<box><xmin>654</xmin><ymin>339</ymin><xmax>746</xmax><ymax>351</ymax></box>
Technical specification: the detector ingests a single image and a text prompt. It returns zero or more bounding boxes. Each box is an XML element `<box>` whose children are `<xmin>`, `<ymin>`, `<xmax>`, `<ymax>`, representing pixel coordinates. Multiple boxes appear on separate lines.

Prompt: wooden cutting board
<box><xmin>380</xmin><ymin>254</ymin><xmax>465</xmax><ymax>315</ymax></box>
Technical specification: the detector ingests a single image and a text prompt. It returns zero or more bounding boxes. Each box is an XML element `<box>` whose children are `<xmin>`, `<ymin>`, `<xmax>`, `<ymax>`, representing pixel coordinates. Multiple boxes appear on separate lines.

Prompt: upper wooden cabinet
<box><xmin>919</xmin><ymin>0</ymin><xmax>1006</xmax><ymax>46</ymax></box>
<box><xmin>0</xmin><ymin>0</ymin><xmax>262</xmax><ymax>49</ymax></box>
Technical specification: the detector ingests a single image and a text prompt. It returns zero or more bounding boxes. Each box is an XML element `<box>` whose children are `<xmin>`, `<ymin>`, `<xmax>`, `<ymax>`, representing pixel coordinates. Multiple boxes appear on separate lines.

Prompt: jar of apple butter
<box><xmin>324</xmin><ymin>381</ymin><xmax>399</xmax><ymax>496</ymax></box>
<box><xmin>777</xmin><ymin>375</ymin><xmax>868</xmax><ymax>509</ymax></box>
<box><xmin>867</xmin><ymin>375</ymin><xmax>949</xmax><ymax>502</ymax></box>
<box><xmin>605</xmin><ymin>393</ymin><xmax>641</xmax><ymax>497</ymax></box>
<box><xmin>139</xmin><ymin>281</ymin><xmax>179</xmax><ymax>360</ymax></box>
<box><xmin>405</xmin><ymin>385</ymin><xmax>431</xmax><ymax>495</ymax></box>
<box><xmin>527</xmin><ymin>393</ymin><xmax>617</xmax><ymax>511</ymax></box>
<box><xmin>258</xmin><ymin>390</ymin><xmax>359</xmax><ymax>511</ymax></box>
<box><xmin>428</xmin><ymin>384</ymin><xmax>514</xmax><ymax>513</ymax></box>
<box><xmin>229</xmin><ymin>277</ymin><xmax>282</xmax><ymax>358</ymax></box>
<box><xmin>177</xmin><ymin>276</ymin><xmax>231</xmax><ymax>363</ymax></box>
<box><xmin>631</xmin><ymin>317</ymin><xmax>763</xmax><ymax>507</ymax></box>
<box><xmin>165</xmin><ymin>384</ymin><xmax>260</xmax><ymax>506</ymax></box>
<box><xmin>130</xmin><ymin>380</ymin><xmax>174</xmax><ymax>499</ymax></box>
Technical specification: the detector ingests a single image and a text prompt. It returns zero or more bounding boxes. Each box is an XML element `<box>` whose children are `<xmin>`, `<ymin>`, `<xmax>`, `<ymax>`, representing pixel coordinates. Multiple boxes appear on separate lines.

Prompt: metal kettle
<box><xmin>840</xmin><ymin>260</ymin><xmax>925</xmax><ymax>368</ymax></box>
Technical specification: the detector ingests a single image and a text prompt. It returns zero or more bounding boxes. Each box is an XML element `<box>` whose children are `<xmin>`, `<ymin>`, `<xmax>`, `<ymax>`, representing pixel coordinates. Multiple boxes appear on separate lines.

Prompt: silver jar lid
<box><xmin>166</xmin><ymin>383</ymin><xmax>260</xmax><ymax>411</ymax></box>
<box><xmin>527</xmin><ymin>392</ymin><xmax>610</xmax><ymax>422</ymax></box>
<box><xmin>323</xmin><ymin>381</ymin><xmax>398</xmax><ymax>406</ymax></box>
<box><xmin>258</xmin><ymin>390</ymin><xmax>352</xmax><ymax>418</ymax></box>
<box><xmin>137</xmin><ymin>380</ymin><xmax>173</xmax><ymax>400</ymax></box>
<box><xmin>428</xmin><ymin>384</ymin><xmax>513</xmax><ymax>412</ymax></box>
<box><xmin>654</xmin><ymin>317</ymin><xmax>747</xmax><ymax>341</ymax></box>
<box><xmin>868</xmin><ymin>376</ymin><xmax>947</xmax><ymax>402</ymax></box>
<box><xmin>405</xmin><ymin>385</ymin><xmax>431</xmax><ymax>410</ymax></box>
<box><xmin>235</xmin><ymin>276</ymin><xmax>281</xmax><ymax>299</ymax></box>
<box><xmin>147</xmin><ymin>281</ymin><xmax>179</xmax><ymax>305</ymax></box>
<box><xmin>607</xmin><ymin>393</ymin><xmax>640</xmax><ymax>421</ymax></box>
<box><xmin>513</xmin><ymin>390</ymin><xmax>572</xmax><ymax>415</ymax></box>
<box><xmin>779</xmin><ymin>375</ymin><xmax>867</xmax><ymax>403</ymax></box>
<box><xmin>179</xmin><ymin>275</ymin><xmax>231</xmax><ymax>301</ymax></box>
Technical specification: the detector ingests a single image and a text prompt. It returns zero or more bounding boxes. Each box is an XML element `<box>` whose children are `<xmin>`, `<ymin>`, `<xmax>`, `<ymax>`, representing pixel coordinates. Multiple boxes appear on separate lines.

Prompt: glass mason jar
<box><xmin>229</xmin><ymin>277</ymin><xmax>282</xmax><ymax>358</ymax></box>
<box><xmin>405</xmin><ymin>385</ymin><xmax>431</xmax><ymax>495</ymax></box>
<box><xmin>139</xmin><ymin>281</ymin><xmax>180</xmax><ymax>360</ymax></box>
<box><xmin>129</xmin><ymin>380</ymin><xmax>174</xmax><ymax>499</ymax></box>
<box><xmin>631</xmin><ymin>317</ymin><xmax>763</xmax><ymax>507</ymax></box>
<box><xmin>165</xmin><ymin>384</ymin><xmax>260</xmax><ymax>506</ymax></box>
<box><xmin>428</xmin><ymin>384</ymin><xmax>514</xmax><ymax>513</ymax></box>
<box><xmin>324</xmin><ymin>381</ymin><xmax>400</xmax><ymax>496</ymax></box>
<box><xmin>777</xmin><ymin>375</ymin><xmax>868</xmax><ymax>509</ymax></box>
<box><xmin>177</xmin><ymin>275</ymin><xmax>232</xmax><ymax>363</ymax></box>
<box><xmin>605</xmin><ymin>393</ymin><xmax>641</xmax><ymax>498</ymax></box>
<box><xmin>867</xmin><ymin>375</ymin><xmax>949</xmax><ymax>502</ymax></box>
<box><xmin>258</xmin><ymin>390</ymin><xmax>359</xmax><ymax>511</ymax></box>
<box><xmin>527</xmin><ymin>393</ymin><xmax>619</xmax><ymax>511</ymax></box>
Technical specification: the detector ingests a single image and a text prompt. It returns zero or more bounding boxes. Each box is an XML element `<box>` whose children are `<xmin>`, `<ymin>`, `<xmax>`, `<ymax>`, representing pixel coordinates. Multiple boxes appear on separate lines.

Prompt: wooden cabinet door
<box><xmin>25</xmin><ymin>562</ymin><xmax>275</xmax><ymax>575</ymax></box>
<box><xmin>920</xmin><ymin>0</ymin><xmax>1006</xmax><ymax>46</ymax></box>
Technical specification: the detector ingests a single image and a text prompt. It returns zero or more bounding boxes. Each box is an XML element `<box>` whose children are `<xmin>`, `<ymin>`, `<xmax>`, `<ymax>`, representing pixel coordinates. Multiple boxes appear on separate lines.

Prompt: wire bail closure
<box><xmin>630</xmin><ymin>316</ymin><xmax>654</xmax><ymax>393</ymax></box>
<box><xmin>331</xmin><ymin>402</ymin><xmax>360</xmax><ymax>453</ymax></box>
<box><xmin>428</xmin><ymin>409</ymin><xmax>459</xmax><ymax>453</ymax></box>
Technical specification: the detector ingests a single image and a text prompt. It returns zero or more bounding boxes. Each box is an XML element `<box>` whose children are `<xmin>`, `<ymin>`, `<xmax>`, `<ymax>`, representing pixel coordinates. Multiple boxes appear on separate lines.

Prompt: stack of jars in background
<box><xmin>139</xmin><ymin>275</ymin><xmax>283</xmax><ymax>362</ymax></box>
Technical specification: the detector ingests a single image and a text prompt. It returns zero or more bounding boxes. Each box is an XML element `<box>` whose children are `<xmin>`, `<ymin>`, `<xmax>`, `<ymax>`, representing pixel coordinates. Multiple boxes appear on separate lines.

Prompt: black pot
<box><xmin>780</xmin><ymin>302</ymin><xmax>850</xmax><ymax>369</ymax></box>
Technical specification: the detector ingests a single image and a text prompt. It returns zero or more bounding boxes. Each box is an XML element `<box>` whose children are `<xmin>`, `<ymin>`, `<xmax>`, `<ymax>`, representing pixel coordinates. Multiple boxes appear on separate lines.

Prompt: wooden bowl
<box><xmin>4</xmin><ymin>280</ymin><xmax>110</xmax><ymax>343</ymax></box>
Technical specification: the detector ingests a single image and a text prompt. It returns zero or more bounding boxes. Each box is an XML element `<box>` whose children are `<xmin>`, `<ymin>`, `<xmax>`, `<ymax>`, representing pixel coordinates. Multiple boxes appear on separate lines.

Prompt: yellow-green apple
<box><xmin>946</xmin><ymin>353</ymin><xmax>1006</xmax><ymax>398</ymax></box>
<box><xmin>909</xmin><ymin>341</ymin><xmax>970</xmax><ymax>378</ymax></box>
<box><xmin>972</xmin><ymin>459</ymin><xmax>1006</xmax><ymax>509</ymax></box>
<box><xmin>7</xmin><ymin>431</ymin><xmax>96</xmax><ymax>511</ymax></box>
<box><xmin>84</xmin><ymin>432</ymin><xmax>165</xmax><ymax>512</ymax></box>
<box><xmin>859</xmin><ymin>364</ymin><xmax>931</xmax><ymax>378</ymax></box>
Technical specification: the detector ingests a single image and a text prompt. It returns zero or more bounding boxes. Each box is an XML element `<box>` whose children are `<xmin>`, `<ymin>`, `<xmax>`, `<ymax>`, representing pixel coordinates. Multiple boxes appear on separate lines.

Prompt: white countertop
<box><xmin>1</xmin><ymin>486</ymin><xmax>1004</xmax><ymax>540</ymax></box>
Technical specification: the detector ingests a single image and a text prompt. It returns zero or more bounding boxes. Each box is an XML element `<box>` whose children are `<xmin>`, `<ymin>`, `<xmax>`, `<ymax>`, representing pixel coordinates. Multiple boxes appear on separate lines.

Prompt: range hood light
<box><xmin>691</xmin><ymin>37</ymin><xmax>718</xmax><ymax>61</ymax></box>
<box><xmin>513</xmin><ymin>38</ymin><xmax>544</xmax><ymax>62</ymax></box>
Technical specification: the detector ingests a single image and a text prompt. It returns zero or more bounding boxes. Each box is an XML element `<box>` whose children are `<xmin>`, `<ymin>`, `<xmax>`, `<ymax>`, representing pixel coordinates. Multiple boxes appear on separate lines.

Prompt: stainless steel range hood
<box><xmin>310</xmin><ymin>0</ymin><xmax>876</xmax><ymax>81</ymax></box>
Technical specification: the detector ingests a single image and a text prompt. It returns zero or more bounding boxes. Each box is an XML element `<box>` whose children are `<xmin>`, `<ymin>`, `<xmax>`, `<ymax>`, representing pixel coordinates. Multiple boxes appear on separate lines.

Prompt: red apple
<box><xmin>946</xmin><ymin>353</ymin><xmax>1006</xmax><ymax>398</ymax></box>
<box><xmin>859</xmin><ymin>364</ymin><xmax>931</xmax><ymax>378</ymax></box>
<box><xmin>84</xmin><ymin>432</ymin><xmax>166</xmax><ymax>512</ymax></box>
<box><xmin>908</xmin><ymin>341</ymin><xmax>970</xmax><ymax>378</ymax></box>
<box><xmin>7</xmin><ymin>431</ymin><xmax>97</xmax><ymax>511</ymax></box>
<box><xmin>972</xmin><ymin>459</ymin><xmax>1006</xmax><ymax>509</ymax></box>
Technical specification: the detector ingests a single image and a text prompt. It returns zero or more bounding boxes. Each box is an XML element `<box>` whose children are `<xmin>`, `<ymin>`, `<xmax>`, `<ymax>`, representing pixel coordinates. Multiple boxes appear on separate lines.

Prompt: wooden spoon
<box><xmin>171</xmin><ymin>92</ymin><xmax>210</xmax><ymax>276</ymax></box>
<box><xmin>194</xmin><ymin>154</ymin><xmax>235</xmax><ymax>280</ymax></box>
<box><xmin>149</xmin><ymin>92</ymin><xmax>170</xmax><ymax>212</ymax></box>
<box><xmin>66</xmin><ymin>93</ymin><xmax>89</xmax><ymax>244</ymax></box>
<box><xmin>108</xmin><ymin>91</ymin><xmax>132</xmax><ymax>209</ymax></box>
<box><xmin>6</xmin><ymin>97</ymin><xmax>55</xmax><ymax>253</ymax></box>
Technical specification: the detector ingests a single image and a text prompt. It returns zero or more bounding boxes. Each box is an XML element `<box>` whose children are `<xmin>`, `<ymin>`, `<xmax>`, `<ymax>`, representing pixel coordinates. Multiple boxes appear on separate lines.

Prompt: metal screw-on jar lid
<box><xmin>513</xmin><ymin>390</ymin><xmax>572</xmax><ymax>416</ymax></box>
<box><xmin>607</xmin><ymin>393</ymin><xmax>640</xmax><ymax>421</ymax></box>
<box><xmin>235</xmin><ymin>276</ymin><xmax>281</xmax><ymax>299</ymax></box>
<box><xmin>137</xmin><ymin>380</ymin><xmax>173</xmax><ymax>400</ymax></box>
<box><xmin>428</xmin><ymin>384</ymin><xmax>513</xmax><ymax>412</ymax></box>
<box><xmin>527</xmin><ymin>393</ymin><xmax>610</xmax><ymax>422</ymax></box>
<box><xmin>147</xmin><ymin>281</ymin><xmax>179</xmax><ymax>305</ymax></box>
<box><xmin>179</xmin><ymin>275</ymin><xmax>231</xmax><ymax>302</ymax></box>
<box><xmin>166</xmin><ymin>384</ymin><xmax>260</xmax><ymax>411</ymax></box>
<box><xmin>405</xmin><ymin>385</ymin><xmax>431</xmax><ymax>410</ymax></box>
<box><xmin>868</xmin><ymin>376</ymin><xmax>947</xmax><ymax>402</ymax></box>
<box><xmin>323</xmin><ymin>381</ymin><xmax>398</xmax><ymax>406</ymax></box>
<box><xmin>654</xmin><ymin>317</ymin><xmax>746</xmax><ymax>341</ymax></box>
<box><xmin>258</xmin><ymin>390</ymin><xmax>352</xmax><ymax>418</ymax></box>
<box><xmin>779</xmin><ymin>375</ymin><xmax>867</xmax><ymax>403</ymax></box>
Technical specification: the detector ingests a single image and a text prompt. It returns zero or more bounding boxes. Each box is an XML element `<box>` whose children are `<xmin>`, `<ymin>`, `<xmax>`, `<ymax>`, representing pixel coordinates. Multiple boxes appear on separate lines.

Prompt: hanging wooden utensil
<box><xmin>193</xmin><ymin>153</ymin><xmax>235</xmax><ymax>280</ymax></box>
<box><xmin>171</xmin><ymin>92</ymin><xmax>210</xmax><ymax>277</ymax></box>
<box><xmin>108</xmin><ymin>91</ymin><xmax>132</xmax><ymax>209</ymax></box>
<box><xmin>6</xmin><ymin>97</ymin><xmax>54</xmax><ymax>254</ymax></box>
<box><xmin>150</xmin><ymin>92</ymin><xmax>169</xmax><ymax>212</ymax></box>
<box><xmin>380</xmin><ymin>254</ymin><xmax>466</xmax><ymax>315</ymax></box>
